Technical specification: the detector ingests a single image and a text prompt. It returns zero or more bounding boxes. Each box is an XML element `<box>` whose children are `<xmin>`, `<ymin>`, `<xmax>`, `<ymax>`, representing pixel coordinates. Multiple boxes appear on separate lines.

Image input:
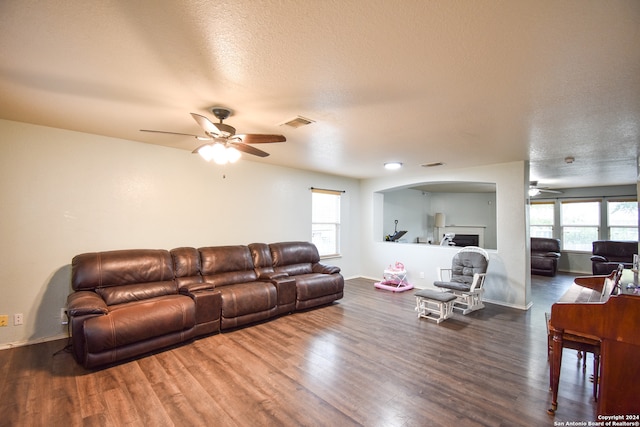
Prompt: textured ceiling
<box><xmin>1</xmin><ymin>0</ymin><xmax>639</xmax><ymax>189</ymax></box>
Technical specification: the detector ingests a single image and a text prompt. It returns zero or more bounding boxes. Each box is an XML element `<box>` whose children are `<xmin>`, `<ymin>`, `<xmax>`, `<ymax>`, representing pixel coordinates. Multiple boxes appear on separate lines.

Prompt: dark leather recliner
<box><xmin>531</xmin><ymin>238</ymin><xmax>561</xmax><ymax>276</ymax></box>
<box><xmin>590</xmin><ymin>240</ymin><xmax>637</xmax><ymax>275</ymax></box>
<box><xmin>268</xmin><ymin>241</ymin><xmax>344</xmax><ymax>310</ymax></box>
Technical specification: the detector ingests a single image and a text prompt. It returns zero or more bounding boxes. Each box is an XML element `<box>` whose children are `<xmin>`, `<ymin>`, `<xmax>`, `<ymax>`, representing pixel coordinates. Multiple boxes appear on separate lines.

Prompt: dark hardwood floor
<box><xmin>0</xmin><ymin>274</ymin><xmax>599</xmax><ymax>426</ymax></box>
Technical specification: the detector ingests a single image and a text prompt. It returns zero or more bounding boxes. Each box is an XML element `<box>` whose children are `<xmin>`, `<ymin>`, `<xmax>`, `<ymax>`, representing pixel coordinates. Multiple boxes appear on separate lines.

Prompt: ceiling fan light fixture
<box><xmin>211</xmin><ymin>143</ymin><xmax>229</xmax><ymax>164</ymax></box>
<box><xmin>384</xmin><ymin>162</ymin><xmax>403</xmax><ymax>170</ymax></box>
<box><xmin>226</xmin><ymin>146</ymin><xmax>241</xmax><ymax>163</ymax></box>
<box><xmin>197</xmin><ymin>144</ymin><xmax>215</xmax><ymax>162</ymax></box>
<box><xmin>528</xmin><ymin>188</ymin><xmax>541</xmax><ymax>197</ymax></box>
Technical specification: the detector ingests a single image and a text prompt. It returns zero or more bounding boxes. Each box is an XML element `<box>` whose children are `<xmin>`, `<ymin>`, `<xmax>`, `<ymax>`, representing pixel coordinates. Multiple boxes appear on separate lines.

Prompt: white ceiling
<box><xmin>1</xmin><ymin>0</ymin><xmax>639</xmax><ymax>189</ymax></box>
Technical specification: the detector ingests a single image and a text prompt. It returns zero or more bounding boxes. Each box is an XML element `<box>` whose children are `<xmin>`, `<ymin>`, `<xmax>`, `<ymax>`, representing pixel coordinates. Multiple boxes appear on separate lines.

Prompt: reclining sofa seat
<box><xmin>199</xmin><ymin>245</ymin><xmax>280</xmax><ymax>330</ymax></box>
<box><xmin>248</xmin><ymin>243</ymin><xmax>297</xmax><ymax>315</ymax></box>
<box><xmin>531</xmin><ymin>237</ymin><xmax>561</xmax><ymax>276</ymax></box>
<box><xmin>268</xmin><ymin>241</ymin><xmax>344</xmax><ymax>310</ymax></box>
<box><xmin>67</xmin><ymin>249</ymin><xmax>219</xmax><ymax>368</ymax></box>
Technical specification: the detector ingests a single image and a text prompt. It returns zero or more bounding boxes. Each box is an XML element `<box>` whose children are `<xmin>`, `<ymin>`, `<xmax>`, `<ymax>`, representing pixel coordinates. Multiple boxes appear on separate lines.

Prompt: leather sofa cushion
<box><xmin>84</xmin><ymin>295</ymin><xmax>195</xmax><ymax>353</ymax></box>
<box><xmin>171</xmin><ymin>247</ymin><xmax>200</xmax><ymax>277</ymax></box>
<box><xmin>248</xmin><ymin>243</ymin><xmax>276</xmax><ymax>277</ymax></box>
<box><xmin>531</xmin><ymin>238</ymin><xmax>561</xmax><ymax>254</ymax></box>
<box><xmin>96</xmin><ymin>281</ymin><xmax>177</xmax><ymax>306</ymax></box>
<box><xmin>275</xmin><ymin>263</ymin><xmax>313</xmax><ymax>276</ymax></box>
<box><xmin>200</xmin><ymin>246</ymin><xmax>258</xmax><ymax>286</ymax></box>
<box><xmin>72</xmin><ymin>249</ymin><xmax>174</xmax><ymax>291</ymax></box>
<box><xmin>270</xmin><ymin>241</ymin><xmax>320</xmax><ymax>266</ymax></box>
<box><xmin>592</xmin><ymin>241</ymin><xmax>637</xmax><ymax>262</ymax></box>
<box><xmin>219</xmin><ymin>282</ymin><xmax>277</xmax><ymax>318</ymax></box>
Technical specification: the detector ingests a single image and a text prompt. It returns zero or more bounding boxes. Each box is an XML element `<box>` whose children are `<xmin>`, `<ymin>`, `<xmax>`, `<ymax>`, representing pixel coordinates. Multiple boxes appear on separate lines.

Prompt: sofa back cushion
<box><xmin>270</xmin><ymin>242</ymin><xmax>320</xmax><ymax>276</ymax></box>
<box><xmin>171</xmin><ymin>247</ymin><xmax>203</xmax><ymax>288</ymax></box>
<box><xmin>248</xmin><ymin>243</ymin><xmax>275</xmax><ymax>276</ymax></box>
<box><xmin>531</xmin><ymin>238</ymin><xmax>561</xmax><ymax>254</ymax></box>
<box><xmin>72</xmin><ymin>249</ymin><xmax>175</xmax><ymax>292</ymax></box>
<box><xmin>199</xmin><ymin>245</ymin><xmax>258</xmax><ymax>287</ymax></box>
<box><xmin>592</xmin><ymin>240</ymin><xmax>638</xmax><ymax>261</ymax></box>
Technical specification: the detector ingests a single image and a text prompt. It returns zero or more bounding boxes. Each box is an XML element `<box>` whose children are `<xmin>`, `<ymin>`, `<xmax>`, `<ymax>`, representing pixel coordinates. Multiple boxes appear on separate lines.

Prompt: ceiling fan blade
<box><xmin>540</xmin><ymin>189</ymin><xmax>563</xmax><ymax>194</ymax></box>
<box><xmin>234</xmin><ymin>134</ymin><xmax>286</xmax><ymax>144</ymax></box>
<box><xmin>191</xmin><ymin>143</ymin><xmax>212</xmax><ymax>154</ymax></box>
<box><xmin>229</xmin><ymin>142</ymin><xmax>270</xmax><ymax>158</ymax></box>
<box><xmin>190</xmin><ymin>113</ymin><xmax>222</xmax><ymax>136</ymax></box>
<box><xmin>140</xmin><ymin>129</ymin><xmax>212</xmax><ymax>140</ymax></box>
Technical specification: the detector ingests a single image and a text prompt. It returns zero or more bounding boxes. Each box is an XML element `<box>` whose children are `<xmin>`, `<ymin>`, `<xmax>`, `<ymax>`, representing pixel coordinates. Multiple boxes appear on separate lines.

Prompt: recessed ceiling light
<box><xmin>384</xmin><ymin>162</ymin><xmax>403</xmax><ymax>170</ymax></box>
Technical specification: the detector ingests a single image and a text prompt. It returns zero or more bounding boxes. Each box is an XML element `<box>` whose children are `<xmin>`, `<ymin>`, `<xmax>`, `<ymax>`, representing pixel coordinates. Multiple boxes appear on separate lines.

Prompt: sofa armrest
<box><xmin>179</xmin><ymin>282</ymin><xmax>215</xmax><ymax>294</ymax></box>
<box><xmin>544</xmin><ymin>252</ymin><xmax>561</xmax><ymax>258</ymax></box>
<box><xmin>257</xmin><ymin>272</ymin><xmax>290</xmax><ymax>281</ymax></box>
<box><xmin>179</xmin><ymin>284</ymin><xmax>221</xmax><ymax>327</ymax></box>
<box><xmin>272</xmin><ymin>276</ymin><xmax>297</xmax><ymax>308</ymax></box>
<box><xmin>590</xmin><ymin>255</ymin><xmax>608</xmax><ymax>262</ymax></box>
<box><xmin>67</xmin><ymin>291</ymin><xmax>108</xmax><ymax>316</ymax></box>
<box><xmin>312</xmin><ymin>263</ymin><xmax>341</xmax><ymax>274</ymax></box>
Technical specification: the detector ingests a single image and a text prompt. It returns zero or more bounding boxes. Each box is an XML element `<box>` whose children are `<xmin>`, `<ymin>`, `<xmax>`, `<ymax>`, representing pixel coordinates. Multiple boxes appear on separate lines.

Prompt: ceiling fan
<box><xmin>140</xmin><ymin>107</ymin><xmax>286</xmax><ymax>164</ymax></box>
<box><xmin>529</xmin><ymin>181</ymin><xmax>563</xmax><ymax>197</ymax></box>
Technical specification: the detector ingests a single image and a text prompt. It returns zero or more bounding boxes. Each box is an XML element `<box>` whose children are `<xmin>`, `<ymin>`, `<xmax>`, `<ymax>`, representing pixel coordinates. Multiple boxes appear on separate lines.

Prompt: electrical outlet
<box><xmin>419</xmin><ymin>272</ymin><xmax>425</xmax><ymax>279</ymax></box>
<box><xmin>14</xmin><ymin>313</ymin><xmax>23</xmax><ymax>326</ymax></box>
<box><xmin>0</xmin><ymin>315</ymin><xmax>8</xmax><ymax>327</ymax></box>
<box><xmin>60</xmin><ymin>308</ymin><xmax>68</xmax><ymax>325</ymax></box>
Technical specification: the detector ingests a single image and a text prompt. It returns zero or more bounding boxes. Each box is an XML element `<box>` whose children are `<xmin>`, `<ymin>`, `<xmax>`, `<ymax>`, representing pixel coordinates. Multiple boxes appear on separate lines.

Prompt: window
<box><xmin>608</xmin><ymin>200</ymin><xmax>638</xmax><ymax>240</ymax></box>
<box><xmin>561</xmin><ymin>200</ymin><xmax>600</xmax><ymax>251</ymax></box>
<box><xmin>312</xmin><ymin>189</ymin><xmax>341</xmax><ymax>257</ymax></box>
<box><xmin>530</xmin><ymin>202</ymin><xmax>554</xmax><ymax>238</ymax></box>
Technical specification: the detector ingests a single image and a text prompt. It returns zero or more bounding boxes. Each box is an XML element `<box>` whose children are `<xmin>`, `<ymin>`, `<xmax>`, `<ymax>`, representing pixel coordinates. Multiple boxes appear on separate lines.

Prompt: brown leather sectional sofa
<box><xmin>67</xmin><ymin>241</ymin><xmax>344</xmax><ymax>368</ymax></box>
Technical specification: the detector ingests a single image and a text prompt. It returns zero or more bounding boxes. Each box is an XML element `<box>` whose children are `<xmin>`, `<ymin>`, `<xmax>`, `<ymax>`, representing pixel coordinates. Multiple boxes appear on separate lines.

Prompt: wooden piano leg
<box><xmin>548</xmin><ymin>331</ymin><xmax>563</xmax><ymax>415</ymax></box>
<box><xmin>593</xmin><ymin>353</ymin><xmax>600</xmax><ymax>401</ymax></box>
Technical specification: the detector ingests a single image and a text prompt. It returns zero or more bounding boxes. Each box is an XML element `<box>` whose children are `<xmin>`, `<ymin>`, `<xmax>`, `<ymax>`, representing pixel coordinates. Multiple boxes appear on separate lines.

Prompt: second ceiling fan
<box><xmin>141</xmin><ymin>107</ymin><xmax>286</xmax><ymax>163</ymax></box>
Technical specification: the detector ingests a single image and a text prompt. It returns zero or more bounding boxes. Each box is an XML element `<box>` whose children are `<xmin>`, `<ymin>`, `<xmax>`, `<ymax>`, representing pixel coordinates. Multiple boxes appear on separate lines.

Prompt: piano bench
<box><xmin>415</xmin><ymin>289</ymin><xmax>457</xmax><ymax>323</ymax></box>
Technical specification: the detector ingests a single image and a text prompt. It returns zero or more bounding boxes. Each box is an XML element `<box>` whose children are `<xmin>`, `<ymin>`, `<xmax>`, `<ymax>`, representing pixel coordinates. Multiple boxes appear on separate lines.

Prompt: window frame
<box><xmin>529</xmin><ymin>196</ymin><xmax>638</xmax><ymax>253</ymax></box>
<box><xmin>530</xmin><ymin>201</ymin><xmax>555</xmax><ymax>238</ymax></box>
<box><xmin>560</xmin><ymin>199</ymin><xmax>601</xmax><ymax>252</ymax></box>
<box><xmin>607</xmin><ymin>198</ymin><xmax>639</xmax><ymax>241</ymax></box>
<box><xmin>311</xmin><ymin>188</ymin><xmax>342</xmax><ymax>258</ymax></box>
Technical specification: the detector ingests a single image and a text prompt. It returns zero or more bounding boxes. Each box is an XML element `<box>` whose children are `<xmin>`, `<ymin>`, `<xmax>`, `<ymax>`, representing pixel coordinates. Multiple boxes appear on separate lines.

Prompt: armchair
<box><xmin>433</xmin><ymin>246</ymin><xmax>489</xmax><ymax>314</ymax></box>
<box><xmin>531</xmin><ymin>238</ymin><xmax>561</xmax><ymax>276</ymax></box>
<box><xmin>590</xmin><ymin>240</ymin><xmax>637</xmax><ymax>275</ymax></box>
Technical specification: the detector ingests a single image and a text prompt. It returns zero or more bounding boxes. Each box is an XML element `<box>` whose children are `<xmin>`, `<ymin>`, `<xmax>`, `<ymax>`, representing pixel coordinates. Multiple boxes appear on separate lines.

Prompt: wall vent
<box><xmin>279</xmin><ymin>116</ymin><xmax>315</xmax><ymax>128</ymax></box>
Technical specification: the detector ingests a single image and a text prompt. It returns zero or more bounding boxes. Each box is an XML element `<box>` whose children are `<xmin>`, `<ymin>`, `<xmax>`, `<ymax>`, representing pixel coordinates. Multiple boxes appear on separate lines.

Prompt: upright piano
<box><xmin>549</xmin><ymin>267</ymin><xmax>640</xmax><ymax>416</ymax></box>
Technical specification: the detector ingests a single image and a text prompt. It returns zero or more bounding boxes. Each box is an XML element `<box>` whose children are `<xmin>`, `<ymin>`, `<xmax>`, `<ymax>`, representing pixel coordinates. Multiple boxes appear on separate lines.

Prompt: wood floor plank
<box><xmin>0</xmin><ymin>274</ymin><xmax>601</xmax><ymax>426</ymax></box>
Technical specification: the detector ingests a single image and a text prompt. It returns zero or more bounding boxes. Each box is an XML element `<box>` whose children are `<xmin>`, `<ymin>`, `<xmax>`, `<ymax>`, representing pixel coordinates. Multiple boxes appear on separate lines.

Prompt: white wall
<box><xmin>381</xmin><ymin>188</ymin><xmax>427</xmax><ymax>243</ymax></box>
<box><xmin>360</xmin><ymin>161</ymin><xmax>531</xmax><ymax>310</ymax></box>
<box><xmin>0</xmin><ymin>119</ymin><xmax>360</xmax><ymax>348</ymax></box>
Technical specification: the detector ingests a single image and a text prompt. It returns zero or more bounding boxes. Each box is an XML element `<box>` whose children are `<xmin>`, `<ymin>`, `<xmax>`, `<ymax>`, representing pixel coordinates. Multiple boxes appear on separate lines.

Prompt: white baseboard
<box><xmin>0</xmin><ymin>333</ymin><xmax>69</xmax><ymax>351</ymax></box>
